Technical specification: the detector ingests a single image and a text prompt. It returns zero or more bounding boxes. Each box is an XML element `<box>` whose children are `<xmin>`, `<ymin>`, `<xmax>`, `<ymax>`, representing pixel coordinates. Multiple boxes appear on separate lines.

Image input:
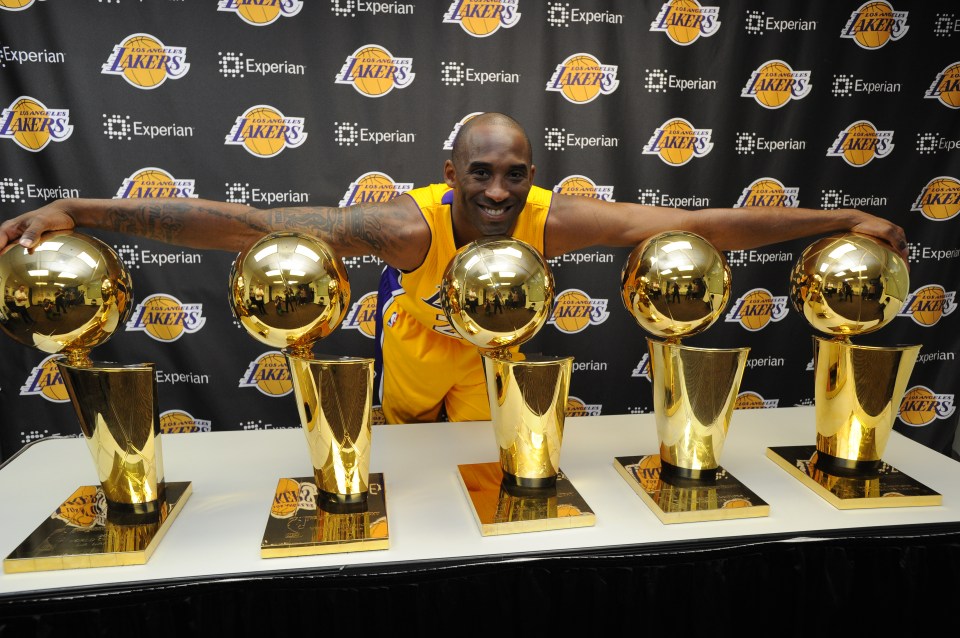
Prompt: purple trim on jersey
<box><xmin>441</xmin><ymin>189</ymin><xmax>453</xmax><ymax>205</ymax></box>
<box><xmin>374</xmin><ymin>265</ymin><xmax>404</xmax><ymax>403</ymax></box>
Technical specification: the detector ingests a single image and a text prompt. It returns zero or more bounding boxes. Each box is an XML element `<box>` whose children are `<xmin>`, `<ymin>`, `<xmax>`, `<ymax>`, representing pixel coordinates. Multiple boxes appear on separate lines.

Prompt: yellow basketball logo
<box><xmin>925</xmin><ymin>63</ymin><xmax>960</xmax><ymax>109</ymax></box>
<box><xmin>548</xmin><ymin>289</ymin><xmax>610</xmax><ymax>334</ymax></box>
<box><xmin>336</xmin><ymin>45</ymin><xmax>415</xmax><ymax>98</ymax></box>
<box><xmin>270</xmin><ymin>478</ymin><xmax>302</xmax><ymax>518</ymax></box>
<box><xmin>339</xmin><ymin>171</ymin><xmax>413</xmax><ymax>207</ymax></box>
<box><xmin>53</xmin><ymin>486</ymin><xmax>103</xmax><ymax>528</ymax></box>
<box><xmin>642</xmin><ymin>118</ymin><xmax>713</xmax><ymax>166</ymax></box>
<box><xmin>841</xmin><ymin>1</ymin><xmax>908</xmax><ymax>50</ymax></box>
<box><xmin>126</xmin><ymin>293</ymin><xmax>206</xmax><ymax>342</ymax></box>
<box><xmin>240</xmin><ymin>351</ymin><xmax>293</xmax><ymax>397</ymax></box>
<box><xmin>735</xmin><ymin>178</ymin><xmax>799</xmax><ymax>208</ymax></box>
<box><xmin>443</xmin><ymin>0</ymin><xmax>521</xmax><ymax>37</ymax></box>
<box><xmin>724</xmin><ymin>288</ymin><xmax>788</xmax><ymax>332</ymax></box>
<box><xmin>0</xmin><ymin>96</ymin><xmax>73</xmax><ymax>152</ymax></box>
<box><xmin>443</xmin><ymin>111</ymin><xmax>485</xmax><ymax>150</ymax></box>
<box><xmin>344</xmin><ymin>292</ymin><xmax>379</xmax><ymax>339</ymax></box>
<box><xmin>160</xmin><ymin>410</ymin><xmax>211</xmax><ymax>434</ymax></box>
<box><xmin>217</xmin><ymin>0</ymin><xmax>303</xmax><ymax>26</ymax></box>
<box><xmin>115</xmin><ymin>167</ymin><xmax>197</xmax><ymax>199</ymax></box>
<box><xmin>546</xmin><ymin>53</ymin><xmax>619</xmax><ymax>104</ymax></box>
<box><xmin>650</xmin><ymin>0</ymin><xmax>721</xmax><ymax>46</ymax></box>
<box><xmin>911</xmin><ymin>177</ymin><xmax>960</xmax><ymax>221</ymax></box>
<box><xmin>741</xmin><ymin>60</ymin><xmax>811</xmax><ymax>109</ymax></box>
<box><xmin>565</xmin><ymin>397</ymin><xmax>589</xmax><ymax>417</ymax></box>
<box><xmin>226</xmin><ymin>105</ymin><xmax>307</xmax><ymax>158</ymax></box>
<box><xmin>900</xmin><ymin>285</ymin><xmax>956</xmax><ymax>327</ymax></box>
<box><xmin>827</xmin><ymin>120</ymin><xmax>894</xmax><ymax>167</ymax></box>
<box><xmin>627</xmin><ymin>455</ymin><xmax>663</xmax><ymax>493</ymax></box>
<box><xmin>734</xmin><ymin>391</ymin><xmax>766</xmax><ymax>410</ymax></box>
<box><xmin>0</xmin><ymin>0</ymin><xmax>38</xmax><ymax>10</ymax></box>
<box><xmin>899</xmin><ymin>385</ymin><xmax>955</xmax><ymax>427</ymax></box>
<box><xmin>554</xmin><ymin>175</ymin><xmax>615</xmax><ymax>201</ymax></box>
<box><xmin>101</xmin><ymin>33</ymin><xmax>190</xmax><ymax>89</ymax></box>
<box><xmin>20</xmin><ymin>355</ymin><xmax>70</xmax><ymax>402</ymax></box>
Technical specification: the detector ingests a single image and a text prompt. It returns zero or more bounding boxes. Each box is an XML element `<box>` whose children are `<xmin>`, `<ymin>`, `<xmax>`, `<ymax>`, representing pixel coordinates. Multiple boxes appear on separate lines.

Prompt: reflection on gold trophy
<box><xmin>615</xmin><ymin>231</ymin><xmax>768</xmax><ymax>523</ymax></box>
<box><xmin>0</xmin><ymin>232</ymin><xmax>191</xmax><ymax>572</ymax></box>
<box><xmin>441</xmin><ymin>236</ymin><xmax>594</xmax><ymax>535</ymax></box>
<box><xmin>229</xmin><ymin>232</ymin><xmax>388</xmax><ymax>556</ymax></box>
<box><xmin>767</xmin><ymin>233</ymin><xmax>938</xmax><ymax>508</ymax></box>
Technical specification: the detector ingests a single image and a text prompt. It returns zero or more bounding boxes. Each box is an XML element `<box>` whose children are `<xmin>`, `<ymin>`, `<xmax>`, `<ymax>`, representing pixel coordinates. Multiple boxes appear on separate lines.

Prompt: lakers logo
<box><xmin>126</xmin><ymin>293</ymin><xmax>206</xmax><ymax>342</ymax></box>
<box><xmin>339</xmin><ymin>172</ymin><xmax>414</xmax><ymax>207</ymax></box>
<box><xmin>443</xmin><ymin>112</ymin><xmax>484</xmax><ymax>150</ymax></box>
<box><xmin>225</xmin><ymin>104</ymin><xmax>307</xmax><ymax>158</ymax></box>
<box><xmin>642</xmin><ymin>118</ymin><xmax>713</xmax><ymax>166</ymax></box>
<box><xmin>548</xmin><ymin>289</ymin><xmax>610</xmax><ymax>334</ymax></box>
<box><xmin>343</xmin><ymin>292</ymin><xmax>378</xmax><ymax>339</ymax></box>
<box><xmin>114</xmin><ymin>167</ymin><xmax>197</xmax><ymax>199</ymax></box>
<box><xmin>899</xmin><ymin>386</ymin><xmax>956</xmax><ymax>427</ymax></box>
<box><xmin>826</xmin><ymin>120</ymin><xmax>894</xmax><ymax>167</ymax></box>
<box><xmin>546</xmin><ymin>53</ymin><xmax>619</xmax><ymax>104</ymax></box>
<box><xmin>840</xmin><ymin>1</ymin><xmax>908</xmax><ymax>50</ymax></box>
<box><xmin>0</xmin><ymin>0</ymin><xmax>40</xmax><ymax>10</ymax></box>
<box><xmin>20</xmin><ymin>354</ymin><xmax>70</xmax><ymax>403</ymax></box>
<box><xmin>160</xmin><ymin>410</ymin><xmax>212</xmax><ymax>434</ymax></box>
<box><xmin>735</xmin><ymin>178</ymin><xmax>799</xmax><ymax>208</ymax></box>
<box><xmin>53</xmin><ymin>486</ymin><xmax>104</xmax><ymax>529</ymax></box>
<box><xmin>740</xmin><ymin>60</ymin><xmax>812</xmax><ymax>109</ymax></box>
<box><xmin>335</xmin><ymin>44</ymin><xmax>415</xmax><ymax>98</ymax></box>
<box><xmin>240</xmin><ymin>351</ymin><xmax>293</xmax><ymax>397</ymax></box>
<box><xmin>735</xmin><ymin>391</ymin><xmax>778</xmax><ymax>410</ymax></box>
<box><xmin>101</xmin><ymin>33</ymin><xmax>189</xmax><ymax>90</ymax></box>
<box><xmin>626</xmin><ymin>455</ymin><xmax>663</xmax><ymax>493</ymax></box>
<box><xmin>898</xmin><ymin>284</ymin><xmax>957</xmax><ymax>327</ymax></box>
<box><xmin>443</xmin><ymin>0</ymin><xmax>520</xmax><ymax>37</ymax></box>
<box><xmin>911</xmin><ymin>176</ymin><xmax>960</xmax><ymax>221</ymax></box>
<box><xmin>554</xmin><ymin>175</ymin><xmax>615</xmax><ymax>201</ymax></box>
<box><xmin>925</xmin><ymin>63</ymin><xmax>960</xmax><ymax>110</ymax></box>
<box><xmin>269</xmin><ymin>478</ymin><xmax>317</xmax><ymax>518</ymax></box>
<box><xmin>217</xmin><ymin>0</ymin><xmax>303</xmax><ymax>26</ymax></box>
<box><xmin>0</xmin><ymin>96</ymin><xmax>73</xmax><ymax>152</ymax></box>
<box><xmin>565</xmin><ymin>396</ymin><xmax>602</xmax><ymax>417</ymax></box>
<box><xmin>650</xmin><ymin>0</ymin><xmax>720</xmax><ymax>46</ymax></box>
<box><xmin>724</xmin><ymin>288</ymin><xmax>789</xmax><ymax>331</ymax></box>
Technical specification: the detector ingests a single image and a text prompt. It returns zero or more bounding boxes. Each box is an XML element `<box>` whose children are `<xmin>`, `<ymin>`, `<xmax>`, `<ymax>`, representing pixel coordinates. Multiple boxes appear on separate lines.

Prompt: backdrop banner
<box><xmin>1</xmin><ymin>0</ymin><xmax>957</xmax><ymax>462</ymax></box>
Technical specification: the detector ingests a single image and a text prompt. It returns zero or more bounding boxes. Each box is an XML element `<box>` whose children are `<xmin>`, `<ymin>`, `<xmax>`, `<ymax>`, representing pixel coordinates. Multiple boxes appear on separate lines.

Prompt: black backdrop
<box><xmin>1</xmin><ymin>0</ymin><xmax>958</xmax><ymax>463</ymax></box>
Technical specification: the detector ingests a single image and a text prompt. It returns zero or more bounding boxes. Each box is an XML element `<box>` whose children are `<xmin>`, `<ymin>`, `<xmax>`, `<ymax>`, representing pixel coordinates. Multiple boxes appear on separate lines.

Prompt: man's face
<box><xmin>445</xmin><ymin>122</ymin><xmax>535</xmax><ymax>246</ymax></box>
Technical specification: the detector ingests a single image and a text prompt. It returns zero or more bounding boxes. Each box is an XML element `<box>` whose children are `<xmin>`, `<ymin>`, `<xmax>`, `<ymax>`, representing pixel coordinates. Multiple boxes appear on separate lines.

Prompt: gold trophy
<box><xmin>440</xmin><ymin>236</ymin><xmax>595</xmax><ymax>535</ymax></box>
<box><xmin>228</xmin><ymin>232</ymin><xmax>388</xmax><ymax>556</ymax></box>
<box><xmin>767</xmin><ymin>233</ymin><xmax>939</xmax><ymax>508</ymax></box>
<box><xmin>615</xmin><ymin>231</ymin><xmax>768</xmax><ymax>523</ymax></box>
<box><xmin>0</xmin><ymin>231</ymin><xmax>191</xmax><ymax>573</ymax></box>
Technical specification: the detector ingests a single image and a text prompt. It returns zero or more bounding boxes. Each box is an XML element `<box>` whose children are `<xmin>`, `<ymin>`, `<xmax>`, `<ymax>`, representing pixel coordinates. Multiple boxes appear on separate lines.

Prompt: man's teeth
<box><xmin>481</xmin><ymin>207</ymin><xmax>506</xmax><ymax>217</ymax></box>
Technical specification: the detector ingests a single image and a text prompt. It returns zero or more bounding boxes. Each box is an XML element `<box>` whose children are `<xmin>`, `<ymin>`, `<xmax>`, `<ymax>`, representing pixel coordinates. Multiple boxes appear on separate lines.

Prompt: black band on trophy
<box><xmin>813</xmin><ymin>451</ymin><xmax>882</xmax><ymax>478</ymax></box>
<box><xmin>104</xmin><ymin>499</ymin><xmax>162</xmax><ymax>525</ymax></box>
<box><xmin>317</xmin><ymin>489</ymin><xmax>369</xmax><ymax>514</ymax></box>
<box><xmin>500</xmin><ymin>470</ymin><xmax>558</xmax><ymax>490</ymax></box>
<box><xmin>500</xmin><ymin>478</ymin><xmax>558</xmax><ymax>498</ymax></box>
<box><xmin>659</xmin><ymin>460</ymin><xmax>718</xmax><ymax>484</ymax></box>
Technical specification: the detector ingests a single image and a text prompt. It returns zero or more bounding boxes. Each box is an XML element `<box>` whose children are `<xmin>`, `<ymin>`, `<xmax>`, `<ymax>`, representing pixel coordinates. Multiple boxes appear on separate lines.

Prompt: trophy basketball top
<box><xmin>229</xmin><ymin>231</ymin><xmax>350</xmax><ymax>357</ymax></box>
<box><xmin>441</xmin><ymin>236</ymin><xmax>554</xmax><ymax>354</ymax></box>
<box><xmin>788</xmin><ymin>232</ymin><xmax>909</xmax><ymax>340</ymax></box>
<box><xmin>0</xmin><ymin>231</ymin><xmax>133</xmax><ymax>366</ymax></box>
<box><xmin>620</xmin><ymin>230</ymin><xmax>731</xmax><ymax>342</ymax></box>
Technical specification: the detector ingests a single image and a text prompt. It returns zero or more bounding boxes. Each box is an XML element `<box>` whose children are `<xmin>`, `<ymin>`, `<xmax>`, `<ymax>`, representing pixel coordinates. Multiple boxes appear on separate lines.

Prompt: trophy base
<box><xmin>3</xmin><ymin>481</ymin><xmax>193</xmax><ymax>574</ymax></box>
<box><xmin>457</xmin><ymin>462</ymin><xmax>595</xmax><ymax>536</ymax></box>
<box><xmin>614</xmin><ymin>455</ymin><xmax>769</xmax><ymax>524</ymax></box>
<box><xmin>766</xmin><ymin>446</ymin><xmax>942</xmax><ymax>509</ymax></box>
<box><xmin>260</xmin><ymin>473</ymin><xmax>389</xmax><ymax>558</ymax></box>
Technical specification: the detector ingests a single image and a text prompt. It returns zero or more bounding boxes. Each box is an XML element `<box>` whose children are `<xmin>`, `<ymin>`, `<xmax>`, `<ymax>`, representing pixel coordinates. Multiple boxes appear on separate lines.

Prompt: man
<box><xmin>0</xmin><ymin>112</ymin><xmax>907</xmax><ymax>424</ymax></box>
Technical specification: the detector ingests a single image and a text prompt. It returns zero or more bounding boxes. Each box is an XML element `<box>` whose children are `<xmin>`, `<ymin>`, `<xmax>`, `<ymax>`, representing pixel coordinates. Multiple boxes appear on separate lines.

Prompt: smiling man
<box><xmin>0</xmin><ymin>112</ymin><xmax>908</xmax><ymax>424</ymax></box>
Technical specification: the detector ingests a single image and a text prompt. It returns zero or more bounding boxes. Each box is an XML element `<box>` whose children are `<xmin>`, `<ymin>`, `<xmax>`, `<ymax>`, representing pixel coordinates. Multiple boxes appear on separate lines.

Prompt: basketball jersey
<box><xmin>373</xmin><ymin>183</ymin><xmax>553</xmax><ymax>422</ymax></box>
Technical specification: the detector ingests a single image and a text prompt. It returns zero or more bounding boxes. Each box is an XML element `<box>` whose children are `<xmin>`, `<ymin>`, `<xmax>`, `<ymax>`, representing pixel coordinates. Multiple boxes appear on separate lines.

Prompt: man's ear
<box><xmin>529</xmin><ymin>164</ymin><xmax>536</xmax><ymax>183</ymax></box>
<box><xmin>443</xmin><ymin>159</ymin><xmax>456</xmax><ymax>188</ymax></box>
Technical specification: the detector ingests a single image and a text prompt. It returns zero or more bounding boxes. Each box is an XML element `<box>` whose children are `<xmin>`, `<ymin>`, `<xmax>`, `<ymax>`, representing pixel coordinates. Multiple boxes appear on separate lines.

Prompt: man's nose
<box><xmin>485</xmin><ymin>178</ymin><xmax>509</xmax><ymax>202</ymax></box>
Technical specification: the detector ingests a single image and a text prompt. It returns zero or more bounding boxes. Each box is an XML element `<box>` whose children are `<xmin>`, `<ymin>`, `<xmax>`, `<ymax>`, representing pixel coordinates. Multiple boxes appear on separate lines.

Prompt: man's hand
<box><xmin>0</xmin><ymin>201</ymin><xmax>77</xmax><ymax>251</ymax></box>
<box><xmin>848</xmin><ymin>212</ymin><xmax>909</xmax><ymax>262</ymax></box>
